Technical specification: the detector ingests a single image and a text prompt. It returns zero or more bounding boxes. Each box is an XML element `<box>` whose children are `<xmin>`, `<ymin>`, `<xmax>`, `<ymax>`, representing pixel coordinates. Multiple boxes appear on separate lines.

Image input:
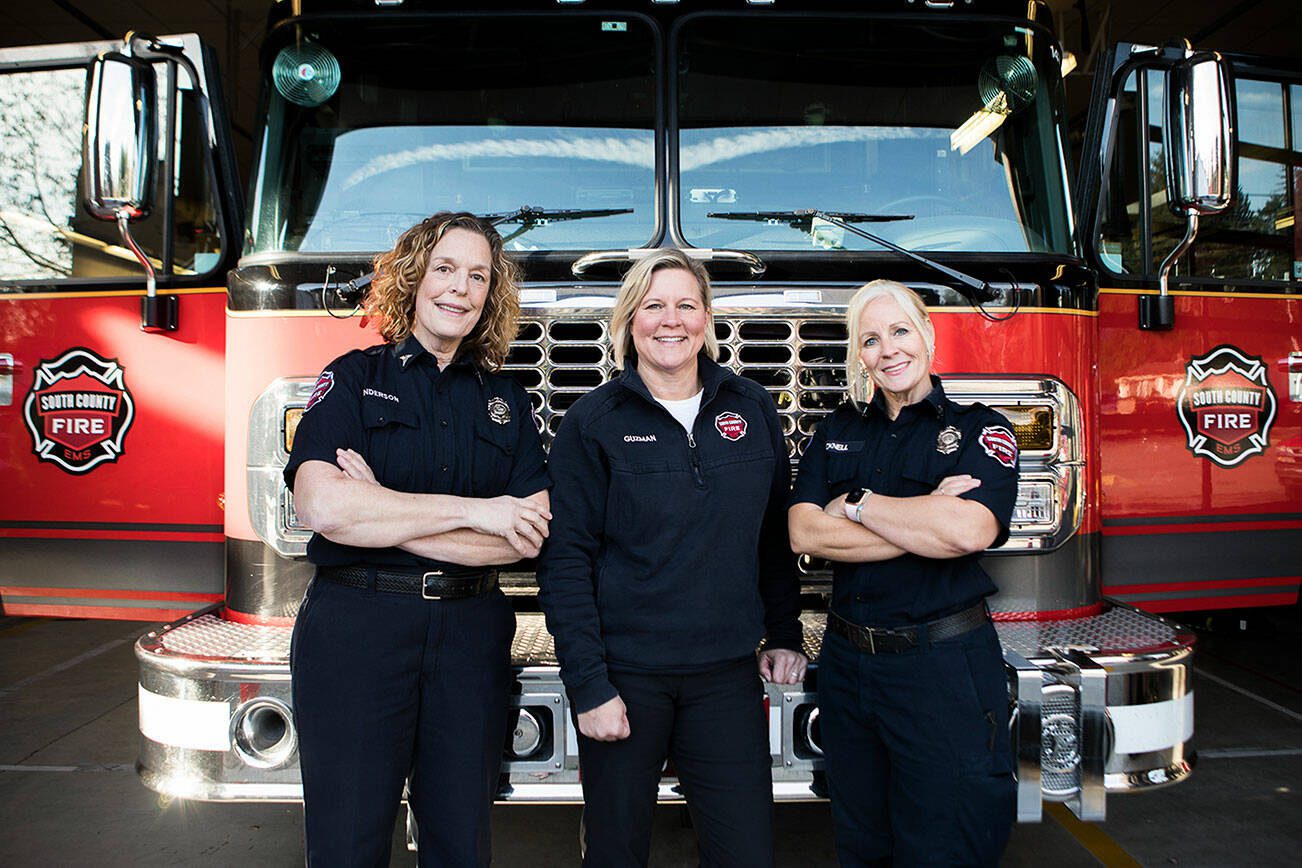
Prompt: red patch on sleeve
<box><xmin>304</xmin><ymin>370</ymin><xmax>335</xmax><ymax>413</ymax></box>
<box><xmin>979</xmin><ymin>425</ymin><xmax>1018</xmax><ymax>468</ymax></box>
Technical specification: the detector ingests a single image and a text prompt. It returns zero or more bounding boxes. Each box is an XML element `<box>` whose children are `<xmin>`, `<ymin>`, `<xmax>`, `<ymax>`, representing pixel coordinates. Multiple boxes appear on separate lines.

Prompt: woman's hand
<box><xmin>823</xmin><ymin>493</ymin><xmax>849</xmax><ymax>518</ymax></box>
<box><xmin>336</xmin><ymin>448</ymin><xmax>378</xmax><ymax>484</ymax></box>
<box><xmin>758</xmin><ymin>649</ymin><xmax>808</xmax><ymax>685</ymax></box>
<box><xmin>930</xmin><ymin>474</ymin><xmax>981</xmax><ymax>497</ymax></box>
<box><xmin>467</xmin><ymin>496</ymin><xmax>553</xmax><ymax>557</ymax></box>
<box><xmin>578</xmin><ymin>695</ymin><xmax>631</xmax><ymax>741</ymax></box>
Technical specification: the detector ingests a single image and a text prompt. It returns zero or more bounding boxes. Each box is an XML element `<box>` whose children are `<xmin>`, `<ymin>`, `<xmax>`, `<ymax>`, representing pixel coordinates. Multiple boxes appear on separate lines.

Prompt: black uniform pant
<box><xmin>576</xmin><ymin>657</ymin><xmax>775</xmax><ymax>868</ymax></box>
<box><xmin>290</xmin><ymin>575</ymin><xmax>514</xmax><ymax>867</ymax></box>
<box><xmin>817</xmin><ymin>620</ymin><xmax>1015</xmax><ymax>867</ymax></box>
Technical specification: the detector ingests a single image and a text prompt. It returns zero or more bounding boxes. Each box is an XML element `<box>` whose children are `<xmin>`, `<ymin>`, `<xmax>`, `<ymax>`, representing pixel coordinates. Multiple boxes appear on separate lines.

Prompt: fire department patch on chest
<box><xmin>978</xmin><ymin>425</ymin><xmax>1018</xmax><ymax>468</ymax></box>
<box><xmin>715</xmin><ymin>411</ymin><xmax>747</xmax><ymax>441</ymax></box>
<box><xmin>22</xmin><ymin>348</ymin><xmax>135</xmax><ymax>474</ymax></box>
<box><xmin>1176</xmin><ymin>345</ymin><xmax>1277</xmax><ymax>468</ymax></box>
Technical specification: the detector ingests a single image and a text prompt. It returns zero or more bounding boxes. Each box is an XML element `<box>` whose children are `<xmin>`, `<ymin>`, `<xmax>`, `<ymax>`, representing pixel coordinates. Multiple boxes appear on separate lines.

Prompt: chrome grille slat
<box><xmin>503</xmin><ymin>313</ymin><xmax>847</xmax><ymax>456</ymax></box>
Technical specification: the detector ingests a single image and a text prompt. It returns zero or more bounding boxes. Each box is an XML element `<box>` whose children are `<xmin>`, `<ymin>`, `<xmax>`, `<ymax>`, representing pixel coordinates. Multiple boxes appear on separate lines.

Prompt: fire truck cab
<box><xmin>3</xmin><ymin>0</ymin><xmax>1297</xmax><ymax>825</ymax></box>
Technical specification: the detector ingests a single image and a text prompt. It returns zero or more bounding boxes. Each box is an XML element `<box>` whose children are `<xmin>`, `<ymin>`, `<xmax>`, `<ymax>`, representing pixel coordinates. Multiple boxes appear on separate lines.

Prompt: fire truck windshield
<box><xmin>245</xmin><ymin>16</ymin><xmax>657</xmax><ymax>257</ymax></box>
<box><xmin>677</xmin><ymin>16</ymin><xmax>1074</xmax><ymax>255</ymax></box>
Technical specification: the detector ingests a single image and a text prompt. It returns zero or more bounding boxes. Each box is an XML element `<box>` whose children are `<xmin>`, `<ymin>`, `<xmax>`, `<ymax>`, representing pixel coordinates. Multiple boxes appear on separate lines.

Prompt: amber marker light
<box><xmin>992</xmin><ymin>405</ymin><xmax>1055</xmax><ymax>452</ymax></box>
<box><xmin>282</xmin><ymin>407</ymin><xmax>305</xmax><ymax>454</ymax></box>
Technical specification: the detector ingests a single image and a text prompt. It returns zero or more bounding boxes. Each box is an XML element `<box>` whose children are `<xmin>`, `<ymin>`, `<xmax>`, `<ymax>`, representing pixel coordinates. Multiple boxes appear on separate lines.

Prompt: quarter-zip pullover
<box><xmin>538</xmin><ymin>356</ymin><xmax>802</xmax><ymax>713</ymax></box>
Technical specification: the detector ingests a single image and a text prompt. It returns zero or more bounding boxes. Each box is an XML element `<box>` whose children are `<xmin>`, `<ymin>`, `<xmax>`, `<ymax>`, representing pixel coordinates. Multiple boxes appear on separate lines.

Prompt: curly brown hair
<box><xmin>364</xmin><ymin>212</ymin><xmax>522</xmax><ymax>370</ymax></box>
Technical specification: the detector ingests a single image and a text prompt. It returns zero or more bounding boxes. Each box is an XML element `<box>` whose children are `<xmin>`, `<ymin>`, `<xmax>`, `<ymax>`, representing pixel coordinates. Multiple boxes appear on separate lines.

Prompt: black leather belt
<box><xmin>827</xmin><ymin>602</ymin><xmax>989</xmax><ymax>654</ymax></box>
<box><xmin>319</xmin><ymin>565</ymin><xmax>499</xmax><ymax>600</ymax></box>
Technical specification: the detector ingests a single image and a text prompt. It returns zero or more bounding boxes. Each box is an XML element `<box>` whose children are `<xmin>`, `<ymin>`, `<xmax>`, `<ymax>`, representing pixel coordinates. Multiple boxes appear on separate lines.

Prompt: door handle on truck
<box><xmin>0</xmin><ymin>353</ymin><xmax>14</xmax><ymax>406</ymax></box>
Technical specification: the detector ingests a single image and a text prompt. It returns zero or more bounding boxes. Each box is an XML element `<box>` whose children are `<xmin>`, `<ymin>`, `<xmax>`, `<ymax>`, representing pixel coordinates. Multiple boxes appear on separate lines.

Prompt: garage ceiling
<box><xmin>2</xmin><ymin>0</ymin><xmax>1298</xmax><ymax>174</ymax></box>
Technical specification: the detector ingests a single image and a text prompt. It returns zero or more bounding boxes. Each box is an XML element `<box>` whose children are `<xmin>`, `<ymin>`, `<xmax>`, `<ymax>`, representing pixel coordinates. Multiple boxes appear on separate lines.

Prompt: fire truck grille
<box><xmin>504</xmin><ymin>315</ymin><xmax>849</xmax><ymax>457</ymax></box>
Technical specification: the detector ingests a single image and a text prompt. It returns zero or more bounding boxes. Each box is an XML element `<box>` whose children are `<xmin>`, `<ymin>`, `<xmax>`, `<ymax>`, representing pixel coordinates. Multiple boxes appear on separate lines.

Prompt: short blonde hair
<box><xmin>365</xmin><ymin>212</ymin><xmax>522</xmax><ymax>370</ymax></box>
<box><xmin>845</xmin><ymin>280</ymin><xmax>936</xmax><ymax>408</ymax></box>
<box><xmin>609</xmin><ymin>249</ymin><xmax>719</xmax><ymax>370</ymax></box>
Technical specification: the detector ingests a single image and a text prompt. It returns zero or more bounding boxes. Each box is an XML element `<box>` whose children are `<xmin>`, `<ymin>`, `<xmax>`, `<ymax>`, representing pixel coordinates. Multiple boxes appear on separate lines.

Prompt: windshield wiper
<box><xmin>485</xmin><ymin>205</ymin><xmax>634</xmax><ymax>244</ymax></box>
<box><xmin>311</xmin><ymin>207</ymin><xmax>635</xmax><ymax>304</ymax></box>
<box><xmin>706</xmin><ymin>210</ymin><xmax>913</xmax><ymax>226</ymax></box>
<box><xmin>706</xmin><ymin>208</ymin><xmax>996</xmax><ymax>303</ymax></box>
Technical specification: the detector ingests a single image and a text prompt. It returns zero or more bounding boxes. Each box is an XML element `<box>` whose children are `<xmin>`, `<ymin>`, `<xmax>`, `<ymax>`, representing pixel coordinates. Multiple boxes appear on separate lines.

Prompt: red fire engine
<box><xmin>1</xmin><ymin>0</ymin><xmax>1297</xmax><ymax>825</ymax></box>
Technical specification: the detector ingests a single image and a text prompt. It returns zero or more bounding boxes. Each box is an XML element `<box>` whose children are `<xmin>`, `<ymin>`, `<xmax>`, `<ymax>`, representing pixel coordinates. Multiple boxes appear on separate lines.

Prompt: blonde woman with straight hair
<box><xmin>286</xmin><ymin>212</ymin><xmax>550</xmax><ymax>867</ymax></box>
<box><xmin>539</xmin><ymin>249</ymin><xmax>804</xmax><ymax>867</ymax></box>
<box><xmin>789</xmin><ymin>279</ymin><xmax>1020</xmax><ymax>866</ymax></box>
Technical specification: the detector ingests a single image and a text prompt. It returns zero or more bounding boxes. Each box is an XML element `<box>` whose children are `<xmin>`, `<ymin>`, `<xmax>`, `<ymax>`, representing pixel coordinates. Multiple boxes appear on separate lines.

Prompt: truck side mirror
<box><xmin>1165</xmin><ymin>53</ymin><xmax>1234</xmax><ymax>216</ymax></box>
<box><xmin>83</xmin><ymin>46</ymin><xmax>177</xmax><ymax>331</ymax></box>
<box><xmin>84</xmin><ymin>51</ymin><xmax>156</xmax><ymax>221</ymax></box>
<box><xmin>1140</xmin><ymin>51</ymin><xmax>1235</xmax><ymax>331</ymax></box>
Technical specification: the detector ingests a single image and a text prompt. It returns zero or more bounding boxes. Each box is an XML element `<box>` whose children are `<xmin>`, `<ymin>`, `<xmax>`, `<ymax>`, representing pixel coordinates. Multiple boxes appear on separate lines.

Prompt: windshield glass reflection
<box><xmin>247</xmin><ymin>16</ymin><xmax>657</xmax><ymax>255</ymax></box>
<box><xmin>677</xmin><ymin>17</ymin><xmax>1074</xmax><ymax>253</ymax></box>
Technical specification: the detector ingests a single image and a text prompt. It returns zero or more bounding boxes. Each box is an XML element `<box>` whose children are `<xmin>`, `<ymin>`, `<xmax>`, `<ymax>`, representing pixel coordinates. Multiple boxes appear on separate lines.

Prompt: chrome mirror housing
<box><xmin>83</xmin><ymin>50</ymin><xmax>156</xmax><ymax>221</ymax></box>
<box><xmin>1165</xmin><ymin>52</ymin><xmax>1234</xmax><ymax>217</ymax></box>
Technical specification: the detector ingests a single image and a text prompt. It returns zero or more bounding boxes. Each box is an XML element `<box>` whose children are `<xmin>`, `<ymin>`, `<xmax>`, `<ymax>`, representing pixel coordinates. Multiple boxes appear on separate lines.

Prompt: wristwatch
<box><xmin>844</xmin><ymin>487</ymin><xmax>873</xmax><ymax>524</ymax></box>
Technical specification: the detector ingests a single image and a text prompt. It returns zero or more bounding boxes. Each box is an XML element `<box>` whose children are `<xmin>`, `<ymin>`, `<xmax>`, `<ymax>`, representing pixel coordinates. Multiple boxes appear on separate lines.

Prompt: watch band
<box><xmin>844</xmin><ymin>488</ymin><xmax>873</xmax><ymax>524</ymax></box>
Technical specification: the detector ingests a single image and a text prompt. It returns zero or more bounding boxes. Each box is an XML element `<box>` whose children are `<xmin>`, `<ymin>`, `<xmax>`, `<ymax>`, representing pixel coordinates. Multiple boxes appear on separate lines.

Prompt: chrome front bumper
<box><xmin>138</xmin><ymin>605</ymin><xmax>1194</xmax><ymax>820</ymax></box>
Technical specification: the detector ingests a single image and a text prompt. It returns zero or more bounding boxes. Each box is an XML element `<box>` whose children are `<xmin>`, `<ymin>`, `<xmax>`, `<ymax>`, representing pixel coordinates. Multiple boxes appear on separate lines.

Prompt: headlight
<box><xmin>249</xmin><ymin>378</ymin><xmax>318</xmax><ymax>557</ymax></box>
<box><xmin>946</xmin><ymin>377</ymin><xmax>1083</xmax><ymax>551</ymax></box>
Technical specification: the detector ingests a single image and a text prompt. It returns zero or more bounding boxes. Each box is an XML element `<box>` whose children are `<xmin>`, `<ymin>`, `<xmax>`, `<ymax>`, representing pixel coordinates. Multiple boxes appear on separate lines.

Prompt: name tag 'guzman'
<box><xmin>487</xmin><ymin>396</ymin><xmax>511</xmax><ymax>425</ymax></box>
<box><xmin>624</xmin><ymin>434</ymin><xmax>657</xmax><ymax>443</ymax></box>
<box><xmin>715</xmin><ymin>412</ymin><xmax>747</xmax><ymax>441</ymax></box>
<box><xmin>979</xmin><ymin>425</ymin><xmax>1018</xmax><ymax>468</ymax></box>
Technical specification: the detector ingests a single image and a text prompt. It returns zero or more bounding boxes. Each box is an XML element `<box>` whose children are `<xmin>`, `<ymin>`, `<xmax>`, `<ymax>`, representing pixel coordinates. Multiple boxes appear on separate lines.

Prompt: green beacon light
<box><xmin>272</xmin><ymin>41</ymin><xmax>341</xmax><ymax>107</ymax></box>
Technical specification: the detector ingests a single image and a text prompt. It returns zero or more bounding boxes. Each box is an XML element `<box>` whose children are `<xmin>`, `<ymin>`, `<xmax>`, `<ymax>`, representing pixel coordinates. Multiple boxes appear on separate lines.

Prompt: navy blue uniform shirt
<box><xmin>537</xmin><ymin>356</ymin><xmax>802</xmax><ymax>714</ymax></box>
<box><xmin>283</xmin><ymin>334</ymin><xmax>549</xmax><ymax>570</ymax></box>
<box><xmin>790</xmin><ymin>376</ymin><xmax>1018</xmax><ymax>626</ymax></box>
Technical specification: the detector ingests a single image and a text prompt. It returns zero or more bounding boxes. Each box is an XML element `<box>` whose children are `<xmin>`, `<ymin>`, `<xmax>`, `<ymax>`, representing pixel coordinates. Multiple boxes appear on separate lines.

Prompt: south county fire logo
<box><xmin>715</xmin><ymin>411</ymin><xmax>747</xmax><ymax>441</ymax></box>
<box><xmin>23</xmin><ymin>348</ymin><xmax>135</xmax><ymax>474</ymax></box>
<box><xmin>1177</xmin><ymin>345</ymin><xmax>1277</xmax><ymax>468</ymax></box>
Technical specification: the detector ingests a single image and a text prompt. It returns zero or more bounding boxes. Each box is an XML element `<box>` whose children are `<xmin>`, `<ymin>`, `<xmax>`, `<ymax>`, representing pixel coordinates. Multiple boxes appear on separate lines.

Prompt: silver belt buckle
<box><xmin>421</xmin><ymin>570</ymin><xmax>445</xmax><ymax>600</ymax></box>
<box><xmin>865</xmin><ymin>628</ymin><xmax>875</xmax><ymax>654</ymax></box>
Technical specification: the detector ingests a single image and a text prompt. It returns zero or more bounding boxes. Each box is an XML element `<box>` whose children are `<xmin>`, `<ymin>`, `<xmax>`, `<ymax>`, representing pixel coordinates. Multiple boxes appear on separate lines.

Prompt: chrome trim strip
<box><xmin>1005</xmin><ymin>649</ymin><xmax>1044</xmax><ymax>822</ymax></box>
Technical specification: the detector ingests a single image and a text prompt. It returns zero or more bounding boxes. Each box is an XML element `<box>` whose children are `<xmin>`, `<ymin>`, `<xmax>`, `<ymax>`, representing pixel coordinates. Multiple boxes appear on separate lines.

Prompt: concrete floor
<box><xmin>1</xmin><ymin>608</ymin><xmax>1299</xmax><ymax>867</ymax></box>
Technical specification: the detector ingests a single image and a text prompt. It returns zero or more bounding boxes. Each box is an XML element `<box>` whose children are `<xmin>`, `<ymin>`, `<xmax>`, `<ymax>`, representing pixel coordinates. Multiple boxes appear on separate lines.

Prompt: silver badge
<box><xmin>936</xmin><ymin>426</ymin><xmax>962</xmax><ymax>454</ymax></box>
<box><xmin>487</xmin><ymin>396</ymin><xmax>511</xmax><ymax>425</ymax></box>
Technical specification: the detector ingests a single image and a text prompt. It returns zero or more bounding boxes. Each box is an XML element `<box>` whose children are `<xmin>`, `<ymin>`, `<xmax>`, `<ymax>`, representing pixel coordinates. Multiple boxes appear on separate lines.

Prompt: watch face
<box><xmin>845</xmin><ymin>487</ymin><xmax>867</xmax><ymax>505</ymax></box>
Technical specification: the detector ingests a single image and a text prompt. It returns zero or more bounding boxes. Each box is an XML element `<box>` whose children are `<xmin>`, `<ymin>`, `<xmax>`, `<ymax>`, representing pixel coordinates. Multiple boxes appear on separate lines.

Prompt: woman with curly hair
<box><xmin>285</xmin><ymin>212</ymin><xmax>550</xmax><ymax>866</ymax></box>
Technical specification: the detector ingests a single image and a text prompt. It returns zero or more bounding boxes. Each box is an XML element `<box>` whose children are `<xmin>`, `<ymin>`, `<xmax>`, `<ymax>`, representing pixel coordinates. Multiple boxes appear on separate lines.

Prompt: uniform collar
<box><xmin>864</xmin><ymin>375</ymin><xmax>946</xmax><ymax>420</ymax></box>
<box><xmin>390</xmin><ymin>335</ymin><xmax>483</xmax><ymax>384</ymax></box>
<box><xmin>618</xmin><ymin>353</ymin><xmax>731</xmax><ymax>406</ymax></box>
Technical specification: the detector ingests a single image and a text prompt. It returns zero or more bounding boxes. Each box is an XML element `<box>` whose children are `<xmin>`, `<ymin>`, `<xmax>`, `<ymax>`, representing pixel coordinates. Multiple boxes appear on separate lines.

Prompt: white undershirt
<box><xmin>655</xmin><ymin>389</ymin><xmax>704</xmax><ymax>433</ymax></box>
